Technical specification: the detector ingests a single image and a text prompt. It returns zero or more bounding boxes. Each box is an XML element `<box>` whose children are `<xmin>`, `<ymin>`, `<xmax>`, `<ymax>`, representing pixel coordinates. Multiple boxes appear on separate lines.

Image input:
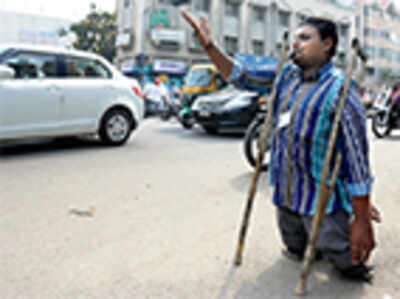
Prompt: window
<box><xmin>279</xmin><ymin>11</ymin><xmax>290</xmax><ymax>27</ymax></box>
<box><xmin>297</xmin><ymin>13</ymin><xmax>307</xmax><ymax>25</ymax></box>
<box><xmin>224</xmin><ymin>36</ymin><xmax>238</xmax><ymax>55</ymax></box>
<box><xmin>379</xmin><ymin>48</ymin><xmax>385</xmax><ymax>59</ymax></box>
<box><xmin>225</xmin><ymin>1</ymin><xmax>240</xmax><ymax>17</ymax></box>
<box><xmin>370</xmin><ymin>6</ymin><xmax>382</xmax><ymax>18</ymax></box>
<box><xmin>366</xmin><ymin>46</ymin><xmax>377</xmax><ymax>59</ymax></box>
<box><xmin>339</xmin><ymin>24</ymin><xmax>349</xmax><ymax>41</ymax></box>
<box><xmin>172</xmin><ymin>0</ymin><xmax>190</xmax><ymax>5</ymax></box>
<box><xmin>386</xmin><ymin>50</ymin><xmax>393</xmax><ymax>62</ymax></box>
<box><xmin>159</xmin><ymin>0</ymin><xmax>178</xmax><ymax>4</ymax></box>
<box><xmin>191</xmin><ymin>32</ymin><xmax>203</xmax><ymax>49</ymax></box>
<box><xmin>124</xmin><ymin>0</ymin><xmax>130</xmax><ymax>8</ymax></box>
<box><xmin>396</xmin><ymin>33</ymin><xmax>400</xmax><ymax>45</ymax></box>
<box><xmin>252</xmin><ymin>40</ymin><xmax>264</xmax><ymax>56</ymax></box>
<box><xmin>195</xmin><ymin>0</ymin><xmax>211</xmax><ymax>12</ymax></box>
<box><xmin>363</xmin><ymin>5</ymin><xmax>369</xmax><ymax>17</ymax></box>
<box><xmin>364</xmin><ymin>28</ymin><xmax>370</xmax><ymax>37</ymax></box>
<box><xmin>64</xmin><ymin>57</ymin><xmax>111</xmax><ymax>79</ymax></box>
<box><xmin>2</xmin><ymin>52</ymin><xmax>58</xmax><ymax>79</ymax></box>
<box><xmin>355</xmin><ymin>16</ymin><xmax>360</xmax><ymax>29</ymax></box>
<box><xmin>337</xmin><ymin>52</ymin><xmax>346</xmax><ymax>65</ymax></box>
<box><xmin>253</xmin><ymin>6</ymin><xmax>265</xmax><ymax>22</ymax></box>
<box><xmin>385</xmin><ymin>31</ymin><xmax>390</xmax><ymax>40</ymax></box>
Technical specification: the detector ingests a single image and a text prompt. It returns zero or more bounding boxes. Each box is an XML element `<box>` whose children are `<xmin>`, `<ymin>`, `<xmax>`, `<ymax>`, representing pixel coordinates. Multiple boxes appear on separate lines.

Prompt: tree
<box><xmin>69</xmin><ymin>3</ymin><xmax>116</xmax><ymax>62</ymax></box>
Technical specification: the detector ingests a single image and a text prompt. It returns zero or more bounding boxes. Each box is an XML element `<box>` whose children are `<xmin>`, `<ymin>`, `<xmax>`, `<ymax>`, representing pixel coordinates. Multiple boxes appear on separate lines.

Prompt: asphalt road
<box><xmin>1</xmin><ymin>118</ymin><xmax>399</xmax><ymax>299</ymax></box>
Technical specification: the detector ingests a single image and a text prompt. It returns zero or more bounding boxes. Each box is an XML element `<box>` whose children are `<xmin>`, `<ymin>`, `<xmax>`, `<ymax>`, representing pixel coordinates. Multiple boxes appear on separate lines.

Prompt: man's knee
<box><xmin>276</xmin><ymin>207</ymin><xmax>308</xmax><ymax>252</ymax></box>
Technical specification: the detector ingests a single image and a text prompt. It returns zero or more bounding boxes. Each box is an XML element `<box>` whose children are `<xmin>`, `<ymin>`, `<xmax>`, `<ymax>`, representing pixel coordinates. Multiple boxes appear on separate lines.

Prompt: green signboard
<box><xmin>149</xmin><ymin>10</ymin><xmax>170</xmax><ymax>29</ymax></box>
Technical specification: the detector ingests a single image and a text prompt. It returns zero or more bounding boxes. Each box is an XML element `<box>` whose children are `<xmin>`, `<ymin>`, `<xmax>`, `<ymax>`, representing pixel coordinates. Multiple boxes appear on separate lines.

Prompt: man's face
<box><xmin>292</xmin><ymin>25</ymin><xmax>332</xmax><ymax>69</ymax></box>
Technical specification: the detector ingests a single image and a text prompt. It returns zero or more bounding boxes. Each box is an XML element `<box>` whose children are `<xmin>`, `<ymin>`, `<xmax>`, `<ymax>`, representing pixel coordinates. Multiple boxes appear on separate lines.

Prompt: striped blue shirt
<box><xmin>229</xmin><ymin>60</ymin><xmax>373</xmax><ymax>215</ymax></box>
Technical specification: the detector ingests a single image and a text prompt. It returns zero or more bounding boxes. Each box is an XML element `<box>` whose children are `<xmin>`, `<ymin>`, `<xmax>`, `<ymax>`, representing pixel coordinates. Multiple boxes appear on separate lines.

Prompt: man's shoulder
<box><xmin>327</xmin><ymin>65</ymin><xmax>345</xmax><ymax>81</ymax></box>
<box><xmin>282</xmin><ymin>63</ymin><xmax>297</xmax><ymax>74</ymax></box>
<box><xmin>277</xmin><ymin>63</ymin><xmax>298</xmax><ymax>82</ymax></box>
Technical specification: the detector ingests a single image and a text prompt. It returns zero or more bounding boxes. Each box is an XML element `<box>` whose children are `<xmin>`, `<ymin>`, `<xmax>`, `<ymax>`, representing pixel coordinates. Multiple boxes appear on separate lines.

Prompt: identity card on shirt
<box><xmin>278</xmin><ymin>111</ymin><xmax>291</xmax><ymax>129</ymax></box>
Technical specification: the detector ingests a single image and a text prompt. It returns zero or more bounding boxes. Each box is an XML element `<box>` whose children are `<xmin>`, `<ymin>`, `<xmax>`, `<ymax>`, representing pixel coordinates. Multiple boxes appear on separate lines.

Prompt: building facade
<box><xmin>115</xmin><ymin>0</ymin><xmax>358</xmax><ymax>80</ymax></box>
<box><xmin>0</xmin><ymin>10</ymin><xmax>72</xmax><ymax>47</ymax></box>
<box><xmin>360</xmin><ymin>1</ymin><xmax>400</xmax><ymax>82</ymax></box>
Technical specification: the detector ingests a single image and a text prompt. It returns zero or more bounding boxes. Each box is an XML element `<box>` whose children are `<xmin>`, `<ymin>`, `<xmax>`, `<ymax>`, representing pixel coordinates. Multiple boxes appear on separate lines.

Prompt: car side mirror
<box><xmin>0</xmin><ymin>65</ymin><xmax>15</xmax><ymax>80</ymax></box>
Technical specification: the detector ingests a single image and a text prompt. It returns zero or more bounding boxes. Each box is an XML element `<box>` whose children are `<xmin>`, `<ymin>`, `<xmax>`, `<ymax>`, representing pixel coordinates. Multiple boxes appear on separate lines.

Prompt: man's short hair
<box><xmin>300</xmin><ymin>17</ymin><xmax>338</xmax><ymax>58</ymax></box>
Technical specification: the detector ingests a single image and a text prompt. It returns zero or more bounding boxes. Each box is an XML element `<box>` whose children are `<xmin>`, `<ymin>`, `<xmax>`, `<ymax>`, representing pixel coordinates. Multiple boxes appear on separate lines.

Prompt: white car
<box><xmin>0</xmin><ymin>44</ymin><xmax>144</xmax><ymax>146</ymax></box>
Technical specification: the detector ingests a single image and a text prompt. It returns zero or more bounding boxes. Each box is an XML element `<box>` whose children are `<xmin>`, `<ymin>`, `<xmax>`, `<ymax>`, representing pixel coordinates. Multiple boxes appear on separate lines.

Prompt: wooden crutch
<box><xmin>295</xmin><ymin>38</ymin><xmax>367</xmax><ymax>296</ymax></box>
<box><xmin>234</xmin><ymin>31</ymin><xmax>291</xmax><ymax>266</ymax></box>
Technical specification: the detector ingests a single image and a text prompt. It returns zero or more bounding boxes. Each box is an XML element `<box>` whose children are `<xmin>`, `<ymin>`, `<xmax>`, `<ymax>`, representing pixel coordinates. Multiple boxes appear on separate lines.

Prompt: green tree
<box><xmin>69</xmin><ymin>3</ymin><xmax>116</xmax><ymax>62</ymax></box>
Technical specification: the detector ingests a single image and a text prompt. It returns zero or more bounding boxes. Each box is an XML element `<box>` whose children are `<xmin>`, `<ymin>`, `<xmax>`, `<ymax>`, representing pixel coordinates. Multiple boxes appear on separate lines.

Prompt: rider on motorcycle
<box><xmin>390</xmin><ymin>82</ymin><xmax>400</xmax><ymax>116</ymax></box>
<box><xmin>391</xmin><ymin>83</ymin><xmax>400</xmax><ymax>102</ymax></box>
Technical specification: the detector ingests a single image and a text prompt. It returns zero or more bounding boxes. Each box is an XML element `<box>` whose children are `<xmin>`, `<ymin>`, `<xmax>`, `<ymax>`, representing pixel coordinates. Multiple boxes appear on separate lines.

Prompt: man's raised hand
<box><xmin>181</xmin><ymin>11</ymin><xmax>212</xmax><ymax>49</ymax></box>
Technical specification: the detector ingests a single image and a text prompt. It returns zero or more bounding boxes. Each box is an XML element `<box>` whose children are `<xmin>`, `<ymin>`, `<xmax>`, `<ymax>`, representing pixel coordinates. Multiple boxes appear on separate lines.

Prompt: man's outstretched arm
<box><xmin>181</xmin><ymin>11</ymin><xmax>234</xmax><ymax>80</ymax></box>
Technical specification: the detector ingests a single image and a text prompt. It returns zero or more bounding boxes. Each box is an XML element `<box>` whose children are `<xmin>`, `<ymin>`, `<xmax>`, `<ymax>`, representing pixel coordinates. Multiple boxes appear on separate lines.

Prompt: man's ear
<box><xmin>322</xmin><ymin>38</ymin><xmax>333</xmax><ymax>55</ymax></box>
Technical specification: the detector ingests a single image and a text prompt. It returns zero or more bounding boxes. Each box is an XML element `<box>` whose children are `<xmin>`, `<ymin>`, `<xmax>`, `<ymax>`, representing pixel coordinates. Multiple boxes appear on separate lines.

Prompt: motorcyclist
<box><xmin>391</xmin><ymin>83</ymin><xmax>400</xmax><ymax>104</ymax></box>
<box><xmin>153</xmin><ymin>78</ymin><xmax>170</xmax><ymax>111</ymax></box>
<box><xmin>168</xmin><ymin>81</ymin><xmax>181</xmax><ymax>106</ymax></box>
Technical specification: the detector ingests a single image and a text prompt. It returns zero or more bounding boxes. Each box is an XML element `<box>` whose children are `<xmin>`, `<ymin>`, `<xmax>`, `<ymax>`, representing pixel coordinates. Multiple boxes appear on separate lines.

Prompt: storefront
<box><xmin>121</xmin><ymin>58</ymin><xmax>187</xmax><ymax>87</ymax></box>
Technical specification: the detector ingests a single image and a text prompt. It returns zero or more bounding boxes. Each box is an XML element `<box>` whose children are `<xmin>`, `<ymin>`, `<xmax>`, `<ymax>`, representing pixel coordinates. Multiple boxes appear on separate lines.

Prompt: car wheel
<box><xmin>243</xmin><ymin>119</ymin><xmax>269</xmax><ymax>171</ymax></box>
<box><xmin>203</xmin><ymin>125</ymin><xmax>218</xmax><ymax>134</ymax></box>
<box><xmin>160</xmin><ymin>109</ymin><xmax>171</xmax><ymax>121</ymax></box>
<box><xmin>99</xmin><ymin>109</ymin><xmax>132</xmax><ymax>146</ymax></box>
<box><xmin>180</xmin><ymin>114</ymin><xmax>194</xmax><ymax>129</ymax></box>
<box><xmin>372</xmin><ymin>111</ymin><xmax>391</xmax><ymax>138</ymax></box>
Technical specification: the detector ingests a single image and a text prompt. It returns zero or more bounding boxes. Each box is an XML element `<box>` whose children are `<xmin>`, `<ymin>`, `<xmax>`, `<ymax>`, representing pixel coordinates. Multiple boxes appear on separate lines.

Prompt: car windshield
<box><xmin>184</xmin><ymin>68</ymin><xmax>212</xmax><ymax>88</ymax></box>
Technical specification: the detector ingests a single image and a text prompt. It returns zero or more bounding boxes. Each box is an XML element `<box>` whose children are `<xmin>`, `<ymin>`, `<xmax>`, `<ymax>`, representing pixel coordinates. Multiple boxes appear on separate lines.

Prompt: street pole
<box><xmin>139</xmin><ymin>4</ymin><xmax>149</xmax><ymax>86</ymax></box>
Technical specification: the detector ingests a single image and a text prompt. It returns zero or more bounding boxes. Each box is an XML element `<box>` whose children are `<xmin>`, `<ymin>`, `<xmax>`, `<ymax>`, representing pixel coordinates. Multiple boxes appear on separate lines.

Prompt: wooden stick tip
<box><xmin>233</xmin><ymin>254</ymin><xmax>242</xmax><ymax>266</ymax></box>
<box><xmin>295</xmin><ymin>281</ymin><xmax>308</xmax><ymax>296</ymax></box>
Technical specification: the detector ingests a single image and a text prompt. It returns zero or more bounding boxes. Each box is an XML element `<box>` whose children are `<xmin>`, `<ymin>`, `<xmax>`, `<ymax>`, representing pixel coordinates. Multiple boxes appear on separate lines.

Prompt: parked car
<box><xmin>191</xmin><ymin>84</ymin><xmax>260</xmax><ymax>134</ymax></box>
<box><xmin>0</xmin><ymin>44</ymin><xmax>144</xmax><ymax>146</ymax></box>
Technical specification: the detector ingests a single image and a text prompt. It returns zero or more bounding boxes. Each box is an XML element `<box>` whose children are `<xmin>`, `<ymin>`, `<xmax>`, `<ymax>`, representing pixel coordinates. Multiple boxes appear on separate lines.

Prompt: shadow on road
<box><xmin>0</xmin><ymin>137</ymin><xmax>107</xmax><ymax>158</ymax></box>
<box><xmin>228</xmin><ymin>259</ymin><xmax>366</xmax><ymax>299</ymax></box>
<box><xmin>154</xmin><ymin>123</ymin><xmax>244</xmax><ymax>141</ymax></box>
<box><xmin>373</xmin><ymin>135</ymin><xmax>400</xmax><ymax>141</ymax></box>
<box><xmin>216</xmin><ymin>266</ymin><xmax>239</xmax><ymax>299</ymax></box>
<box><xmin>230</xmin><ymin>171</ymin><xmax>270</xmax><ymax>197</ymax></box>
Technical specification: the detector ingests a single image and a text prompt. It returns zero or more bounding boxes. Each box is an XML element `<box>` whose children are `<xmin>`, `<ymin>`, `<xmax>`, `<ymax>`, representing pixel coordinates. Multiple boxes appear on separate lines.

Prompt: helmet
<box><xmin>159</xmin><ymin>74</ymin><xmax>169</xmax><ymax>83</ymax></box>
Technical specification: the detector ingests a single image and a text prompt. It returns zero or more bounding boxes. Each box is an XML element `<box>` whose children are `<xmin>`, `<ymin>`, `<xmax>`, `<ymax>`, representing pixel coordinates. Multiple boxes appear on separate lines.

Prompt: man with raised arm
<box><xmin>182</xmin><ymin>11</ymin><xmax>380</xmax><ymax>281</ymax></box>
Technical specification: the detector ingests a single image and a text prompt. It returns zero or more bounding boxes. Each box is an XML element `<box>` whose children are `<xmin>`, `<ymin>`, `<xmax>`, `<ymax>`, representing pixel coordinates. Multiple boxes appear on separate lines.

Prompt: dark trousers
<box><xmin>277</xmin><ymin>206</ymin><xmax>353</xmax><ymax>270</ymax></box>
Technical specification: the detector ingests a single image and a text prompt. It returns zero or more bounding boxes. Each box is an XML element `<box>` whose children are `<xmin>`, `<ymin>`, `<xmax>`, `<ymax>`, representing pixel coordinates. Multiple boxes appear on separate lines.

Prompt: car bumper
<box><xmin>193</xmin><ymin>106</ymin><xmax>255</xmax><ymax>130</ymax></box>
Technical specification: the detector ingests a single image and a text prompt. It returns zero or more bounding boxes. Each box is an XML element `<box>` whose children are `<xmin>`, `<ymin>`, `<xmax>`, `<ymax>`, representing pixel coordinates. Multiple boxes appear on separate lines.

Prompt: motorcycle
<box><xmin>177</xmin><ymin>93</ymin><xmax>196</xmax><ymax>129</ymax></box>
<box><xmin>158</xmin><ymin>94</ymin><xmax>181</xmax><ymax>121</ymax></box>
<box><xmin>243</xmin><ymin>96</ymin><xmax>270</xmax><ymax>171</ymax></box>
<box><xmin>372</xmin><ymin>90</ymin><xmax>400</xmax><ymax>138</ymax></box>
<box><xmin>158</xmin><ymin>92</ymin><xmax>196</xmax><ymax>129</ymax></box>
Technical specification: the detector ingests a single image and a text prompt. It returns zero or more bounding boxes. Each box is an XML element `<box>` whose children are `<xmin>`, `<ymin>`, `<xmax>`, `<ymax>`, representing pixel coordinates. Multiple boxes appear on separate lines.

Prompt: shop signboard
<box><xmin>153</xmin><ymin>59</ymin><xmax>187</xmax><ymax>74</ymax></box>
<box><xmin>149</xmin><ymin>10</ymin><xmax>169</xmax><ymax>29</ymax></box>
